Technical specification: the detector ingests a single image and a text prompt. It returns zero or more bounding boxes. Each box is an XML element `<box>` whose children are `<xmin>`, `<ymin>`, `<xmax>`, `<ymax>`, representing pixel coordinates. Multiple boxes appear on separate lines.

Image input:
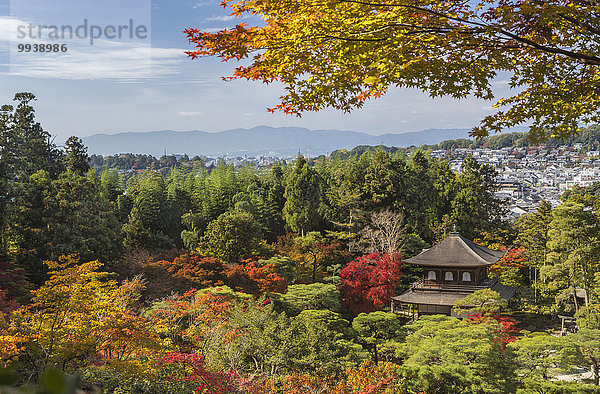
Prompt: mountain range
<box><xmin>81</xmin><ymin>126</ymin><xmax>473</xmax><ymax>157</ymax></box>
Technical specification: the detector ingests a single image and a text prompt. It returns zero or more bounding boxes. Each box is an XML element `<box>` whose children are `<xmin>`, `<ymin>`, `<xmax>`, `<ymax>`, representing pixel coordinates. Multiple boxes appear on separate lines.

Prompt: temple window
<box><xmin>428</xmin><ymin>271</ymin><xmax>437</xmax><ymax>281</ymax></box>
<box><xmin>445</xmin><ymin>271</ymin><xmax>454</xmax><ymax>281</ymax></box>
<box><xmin>462</xmin><ymin>272</ymin><xmax>472</xmax><ymax>282</ymax></box>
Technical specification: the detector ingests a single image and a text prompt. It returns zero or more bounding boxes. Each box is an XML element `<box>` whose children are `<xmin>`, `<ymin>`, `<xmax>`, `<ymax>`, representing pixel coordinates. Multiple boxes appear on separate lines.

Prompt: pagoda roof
<box><xmin>392</xmin><ymin>280</ymin><xmax>518</xmax><ymax>306</ymax></box>
<box><xmin>404</xmin><ymin>233</ymin><xmax>505</xmax><ymax>268</ymax></box>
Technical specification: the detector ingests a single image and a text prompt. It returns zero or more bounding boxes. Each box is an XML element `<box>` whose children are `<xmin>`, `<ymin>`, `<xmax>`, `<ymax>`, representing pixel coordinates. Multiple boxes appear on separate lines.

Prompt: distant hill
<box><xmin>81</xmin><ymin>126</ymin><xmax>471</xmax><ymax>157</ymax></box>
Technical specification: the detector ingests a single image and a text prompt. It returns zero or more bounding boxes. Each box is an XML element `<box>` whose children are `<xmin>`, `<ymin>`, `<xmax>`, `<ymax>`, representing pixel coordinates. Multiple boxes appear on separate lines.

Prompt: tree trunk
<box><xmin>373</xmin><ymin>344</ymin><xmax>379</xmax><ymax>364</ymax></box>
<box><xmin>534</xmin><ymin>267</ymin><xmax>538</xmax><ymax>303</ymax></box>
<box><xmin>581</xmin><ymin>265</ymin><xmax>590</xmax><ymax>310</ymax></box>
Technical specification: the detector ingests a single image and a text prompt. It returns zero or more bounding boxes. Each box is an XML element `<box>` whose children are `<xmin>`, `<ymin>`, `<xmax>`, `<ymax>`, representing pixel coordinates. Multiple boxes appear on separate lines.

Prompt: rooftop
<box><xmin>392</xmin><ymin>278</ymin><xmax>517</xmax><ymax>307</ymax></box>
<box><xmin>403</xmin><ymin>233</ymin><xmax>505</xmax><ymax>268</ymax></box>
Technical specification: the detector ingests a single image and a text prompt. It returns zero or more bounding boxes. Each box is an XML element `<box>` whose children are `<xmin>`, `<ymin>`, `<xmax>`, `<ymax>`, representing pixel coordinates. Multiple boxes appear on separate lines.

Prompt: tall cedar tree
<box><xmin>283</xmin><ymin>154</ymin><xmax>322</xmax><ymax>235</ymax></box>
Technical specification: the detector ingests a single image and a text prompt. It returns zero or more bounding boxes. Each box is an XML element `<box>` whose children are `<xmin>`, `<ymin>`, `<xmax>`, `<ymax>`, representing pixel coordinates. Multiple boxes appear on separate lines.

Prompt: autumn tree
<box><xmin>331</xmin><ymin>361</ymin><xmax>483</xmax><ymax>393</ymax></box>
<box><xmin>224</xmin><ymin>259</ymin><xmax>286</xmax><ymax>294</ymax></box>
<box><xmin>489</xmin><ymin>246</ymin><xmax>528</xmax><ymax>288</ymax></box>
<box><xmin>340</xmin><ymin>252</ymin><xmax>402</xmax><ymax>315</ymax></box>
<box><xmin>294</xmin><ymin>231</ymin><xmax>327</xmax><ymax>283</ymax></box>
<box><xmin>157</xmin><ymin>352</ymin><xmax>237</xmax><ymax>393</ymax></box>
<box><xmin>2</xmin><ymin>255</ymin><xmax>157</xmax><ymax>382</ymax></box>
<box><xmin>259</xmin><ymin>255</ymin><xmax>297</xmax><ymax>285</ymax></box>
<box><xmin>0</xmin><ymin>261</ymin><xmax>31</xmax><ymax>304</ymax></box>
<box><xmin>186</xmin><ymin>0</ymin><xmax>600</xmax><ymax>140</ymax></box>
<box><xmin>145</xmin><ymin>286</ymin><xmax>250</xmax><ymax>356</ymax></box>
<box><xmin>135</xmin><ymin>252</ymin><xmax>228</xmax><ymax>298</ymax></box>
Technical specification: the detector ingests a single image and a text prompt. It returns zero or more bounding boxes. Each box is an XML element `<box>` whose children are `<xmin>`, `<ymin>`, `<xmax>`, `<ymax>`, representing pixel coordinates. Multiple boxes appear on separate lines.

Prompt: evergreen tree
<box><xmin>203</xmin><ymin>211</ymin><xmax>262</xmax><ymax>263</ymax></box>
<box><xmin>44</xmin><ymin>170</ymin><xmax>122</xmax><ymax>266</ymax></box>
<box><xmin>63</xmin><ymin>136</ymin><xmax>90</xmax><ymax>175</ymax></box>
<box><xmin>404</xmin><ymin>150</ymin><xmax>436</xmax><ymax>241</ymax></box>
<box><xmin>123</xmin><ymin>167</ymin><xmax>178</xmax><ymax>252</ymax></box>
<box><xmin>362</xmin><ymin>150</ymin><xmax>403</xmax><ymax>210</ymax></box>
<box><xmin>516</xmin><ymin>200</ymin><xmax>553</xmax><ymax>304</ymax></box>
<box><xmin>100</xmin><ymin>169</ymin><xmax>124</xmax><ymax>204</ymax></box>
<box><xmin>0</xmin><ymin>93</ymin><xmax>62</xmax><ymax>281</ymax></box>
<box><xmin>451</xmin><ymin>155</ymin><xmax>503</xmax><ymax>239</ymax></box>
<box><xmin>431</xmin><ymin>160</ymin><xmax>457</xmax><ymax>240</ymax></box>
<box><xmin>543</xmin><ymin>200</ymin><xmax>600</xmax><ymax>314</ymax></box>
<box><xmin>283</xmin><ymin>154</ymin><xmax>322</xmax><ymax>235</ymax></box>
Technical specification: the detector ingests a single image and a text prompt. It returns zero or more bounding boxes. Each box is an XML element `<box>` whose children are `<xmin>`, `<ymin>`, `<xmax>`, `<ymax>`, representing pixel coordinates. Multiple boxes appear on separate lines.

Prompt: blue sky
<box><xmin>0</xmin><ymin>0</ymin><xmax>512</xmax><ymax>142</ymax></box>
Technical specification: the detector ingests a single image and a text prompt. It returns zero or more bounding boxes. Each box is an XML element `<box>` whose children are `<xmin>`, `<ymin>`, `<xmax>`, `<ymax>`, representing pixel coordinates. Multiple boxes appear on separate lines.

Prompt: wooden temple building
<box><xmin>391</xmin><ymin>232</ymin><xmax>517</xmax><ymax>318</ymax></box>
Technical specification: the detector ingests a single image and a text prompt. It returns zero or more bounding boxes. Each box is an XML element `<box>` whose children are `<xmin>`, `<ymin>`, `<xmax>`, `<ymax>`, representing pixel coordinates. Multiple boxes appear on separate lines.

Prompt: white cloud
<box><xmin>1</xmin><ymin>15</ymin><xmax>188</xmax><ymax>81</ymax></box>
<box><xmin>177</xmin><ymin>111</ymin><xmax>203</xmax><ymax>117</ymax></box>
<box><xmin>201</xmin><ymin>27</ymin><xmax>229</xmax><ymax>33</ymax></box>
<box><xmin>204</xmin><ymin>15</ymin><xmax>237</xmax><ymax>22</ymax></box>
<box><xmin>165</xmin><ymin>78</ymin><xmax>212</xmax><ymax>85</ymax></box>
<box><xmin>193</xmin><ymin>2</ymin><xmax>211</xmax><ymax>9</ymax></box>
<box><xmin>8</xmin><ymin>42</ymin><xmax>186</xmax><ymax>80</ymax></box>
<box><xmin>0</xmin><ymin>16</ymin><xmax>31</xmax><ymax>43</ymax></box>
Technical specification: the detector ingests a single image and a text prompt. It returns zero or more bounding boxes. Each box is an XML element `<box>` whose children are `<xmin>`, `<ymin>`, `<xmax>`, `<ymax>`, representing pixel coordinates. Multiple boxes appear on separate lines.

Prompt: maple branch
<box><xmin>557</xmin><ymin>13</ymin><xmax>600</xmax><ymax>38</ymax></box>
<box><xmin>497</xmin><ymin>29</ymin><xmax>600</xmax><ymax>65</ymax></box>
<box><xmin>334</xmin><ymin>0</ymin><xmax>600</xmax><ymax>65</ymax></box>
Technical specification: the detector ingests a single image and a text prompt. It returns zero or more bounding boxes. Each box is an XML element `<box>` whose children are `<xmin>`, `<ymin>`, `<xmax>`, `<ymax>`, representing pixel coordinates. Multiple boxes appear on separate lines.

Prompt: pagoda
<box><xmin>391</xmin><ymin>232</ymin><xmax>517</xmax><ymax>318</ymax></box>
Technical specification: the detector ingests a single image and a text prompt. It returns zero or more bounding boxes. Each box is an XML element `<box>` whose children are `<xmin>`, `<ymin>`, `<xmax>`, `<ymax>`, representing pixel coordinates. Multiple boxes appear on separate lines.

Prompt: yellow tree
<box><xmin>186</xmin><ymin>0</ymin><xmax>600</xmax><ymax>140</ymax></box>
<box><xmin>1</xmin><ymin>255</ymin><xmax>158</xmax><ymax>381</ymax></box>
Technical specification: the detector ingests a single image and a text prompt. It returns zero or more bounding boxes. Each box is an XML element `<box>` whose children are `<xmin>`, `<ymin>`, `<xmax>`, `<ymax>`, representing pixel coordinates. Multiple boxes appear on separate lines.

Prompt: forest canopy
<box><xmin>4</xmin><ymin>94</ymin><xmax>600</xmax><ymax>392</ymax></box>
